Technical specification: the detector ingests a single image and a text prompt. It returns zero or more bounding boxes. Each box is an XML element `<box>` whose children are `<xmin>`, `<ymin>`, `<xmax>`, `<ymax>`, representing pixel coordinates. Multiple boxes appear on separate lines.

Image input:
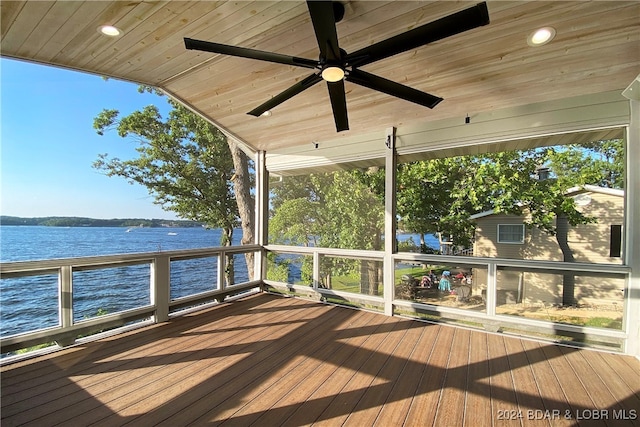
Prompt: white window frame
<box><xmin>497</xmin><ymin>224</ymin><xmax>525</xmax><ymax>244</ymax></box>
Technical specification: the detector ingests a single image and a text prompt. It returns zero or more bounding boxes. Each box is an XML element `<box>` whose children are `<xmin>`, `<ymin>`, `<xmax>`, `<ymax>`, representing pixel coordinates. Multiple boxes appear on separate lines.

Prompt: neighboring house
<box><xmin>469</xmin><ymin>185</ymin><xmax>625</xmax><ymax>307</ymax></box>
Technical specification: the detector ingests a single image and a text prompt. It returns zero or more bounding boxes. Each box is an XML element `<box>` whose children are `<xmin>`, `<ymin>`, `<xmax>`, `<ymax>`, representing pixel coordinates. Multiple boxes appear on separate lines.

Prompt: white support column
<box><xmin>218</xmin><ymin>251</ymin><xmax>226</xmax><ymax>291</ymax></box>
<box><xmin>622</xmin><ymin>79</ymin><xmax>640</xmax><ymax>356</ymax></box>
<box><xmin>56</xmin><ymin>265</ymin><xmax>75</xmax><ymax>347</ymax></box>
<box><xmin>383</xmin><ymin>127</ymin><xmax>397</xmax><ymax>316</ymax></box>
<box><xmin>313</xmin><ymin>250</ymin><xmax>320</xmax><ymax>290</ymax></box>
<box><xmin>255</xmin><ymin>150</ymin><xmax>269</xmax><ymax>286</ymax></box>
<box><xmin>486</xmin><ymin>262</ymin><xmax>497</xmax><ymax>317</ymax></box>
<box><xmin>152</xmin><ymin>255</ymin><xmax>170</xmax><ymax>323</ymax></box>
<box><xmin>59</xmin><ymin>266</ymin><xmax>73</xmax><ymax>329</ymax></box>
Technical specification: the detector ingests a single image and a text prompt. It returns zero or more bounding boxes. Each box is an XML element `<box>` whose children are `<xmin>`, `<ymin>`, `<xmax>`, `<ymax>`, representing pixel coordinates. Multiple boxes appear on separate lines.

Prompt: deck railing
<box><xmin>1</xmin><ymin>243</ymin><xmax>632</xmax><ymax>356</ymax></box>
<box><xmin>264</xmin><ymin>245</ymin><xmax>631</xmax><ymax>351</ymax></box>
<box><xmin>0</xmin><ymin>245</ymin><xmax>261</xmax><ymax>355</ymax></box>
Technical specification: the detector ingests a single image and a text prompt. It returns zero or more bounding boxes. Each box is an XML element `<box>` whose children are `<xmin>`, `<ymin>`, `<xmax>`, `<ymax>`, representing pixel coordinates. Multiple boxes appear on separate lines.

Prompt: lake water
<box><xmin>0</xmin><ymin>225</ymin><xmax>234</xmax><ymax>262</ymax></box>
<box><xmin>0</xmin><ymin>225</ymin><xmax>241</xmax><ymax>338</ymax></box>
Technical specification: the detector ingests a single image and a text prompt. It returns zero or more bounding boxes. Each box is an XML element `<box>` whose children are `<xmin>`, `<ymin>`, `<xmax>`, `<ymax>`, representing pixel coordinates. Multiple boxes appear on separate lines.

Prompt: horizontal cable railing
<box><xmin>0</xmin><ymin>245</ymin><xmax>261</xmax><ymax>356</ymax></box>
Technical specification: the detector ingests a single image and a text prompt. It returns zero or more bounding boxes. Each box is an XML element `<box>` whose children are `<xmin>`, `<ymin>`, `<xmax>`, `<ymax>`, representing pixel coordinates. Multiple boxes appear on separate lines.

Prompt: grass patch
<box><xmin>552</xmin><ymin>316</ymin><xmax>623</xmax><ymax>330</ymax></box>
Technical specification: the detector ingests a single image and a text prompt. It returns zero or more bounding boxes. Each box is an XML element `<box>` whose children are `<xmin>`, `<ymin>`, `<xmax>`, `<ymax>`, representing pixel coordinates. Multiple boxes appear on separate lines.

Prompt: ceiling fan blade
<box><xmin>326</xmin><ymin>80</ymin><xmax>349</xmax><ymax>131</ymax></box>
<box><xmin>306</xmin><ymin>1</ymin><xmax>341</xmax><ymax>61</ymax></box>
<box><xmin>184</xmin><ymin>38</ymin><xmax>319</xmax><ymax>69</ymax></box>
<box><xmin>345</xmin><ymin>2</ymin><xmax>489</xmax><ymax>68</ymax></box>
<box><xmin>247</xmin><ymin>73</ymin><xmax>323</xmax><ymax>117</ymax></box>
<box><xmin>347</xmin><ymin>69</ymin><xmax>443</xmax><ymax>109</ymax></box>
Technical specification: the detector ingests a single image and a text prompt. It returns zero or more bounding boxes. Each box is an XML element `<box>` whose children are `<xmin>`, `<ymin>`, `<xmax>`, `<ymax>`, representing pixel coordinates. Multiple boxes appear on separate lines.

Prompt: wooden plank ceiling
<box><xmin>1</xmin><ymin>1</ymin><xmax>639</xmax><ymax>153</ymax></box>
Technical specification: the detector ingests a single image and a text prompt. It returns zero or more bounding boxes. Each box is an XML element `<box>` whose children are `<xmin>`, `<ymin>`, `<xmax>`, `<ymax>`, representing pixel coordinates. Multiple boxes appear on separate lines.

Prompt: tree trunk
<box><xmin>228</xmin><ymin>139</ymin><xmax>255</xmax><ymax>280</ymax></box>
<box><xmin>359</xmin><ymin>260</ymin><xmax>380</xmax><ymax>295</ymax></box>
<box><xmin>221</xmin><ymin>226</ymin><xmax>235</xmax><ymax>286</ymax></box>
<box><xmin>556</xmin><ymin>214</ymin><xmax>576</xmax><ymax>306</ymax></box>
<box><xmin>360</xmin><ymin>232</ymin><xmax>382</xmax><ymax>295</ymax></box>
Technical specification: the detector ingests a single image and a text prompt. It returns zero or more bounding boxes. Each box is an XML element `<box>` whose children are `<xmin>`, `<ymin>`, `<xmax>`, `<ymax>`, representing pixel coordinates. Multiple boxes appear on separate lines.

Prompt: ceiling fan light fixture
<box><xmin>527</xmin><ymin>27</ymin><xmax>556</xmax><ymax>46</ymax></box>
<box><xmin>321</xmin><ymin>66</ymin><xmax>345</xmax><ymax>82</ymax></box>
<box><xmin>98</xmin><ymin>25</ymin><xmax>122</xmax><ymax>37</ymax></box>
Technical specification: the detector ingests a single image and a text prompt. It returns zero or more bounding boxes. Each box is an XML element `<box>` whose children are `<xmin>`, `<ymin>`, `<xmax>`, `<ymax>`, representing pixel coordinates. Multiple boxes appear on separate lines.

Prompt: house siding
<box><xmin>473</xmin><ymin>190</ymin><xmax>624</xmax><ymax>264</ymax></box>
<box><xmin>472</xmin><ymin>189</ymin><xmax>625</xmax><ymax>307</ymax></box>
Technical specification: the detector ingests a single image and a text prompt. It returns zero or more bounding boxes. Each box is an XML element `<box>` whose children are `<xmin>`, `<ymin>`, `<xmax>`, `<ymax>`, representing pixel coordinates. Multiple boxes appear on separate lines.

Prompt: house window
<box><xmin>610</xmin><ymin>224</ymin><xmax>622</xmax><ymax>257</ymax></box>
<box><xmin>497</xmin><ymin>224</ymin><xmax>525</xmax><ymax>244</ymax></box>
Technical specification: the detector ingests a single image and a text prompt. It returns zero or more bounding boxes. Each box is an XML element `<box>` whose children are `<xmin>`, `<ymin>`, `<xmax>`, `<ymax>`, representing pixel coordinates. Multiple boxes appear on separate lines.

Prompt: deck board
<box><xmin>247</xmin><ymin>311</ymin><xmax>381</xmax><ymax>427</ymax></box>
<box><xmin>2</xmin><ymin>293</ymin><xmax>639</xmax><ymax>427</ymax></box>
<box><xmin>503</xmin><ymin>336</ymin><xmax>548</xmax><ymax>427</ymax></box>
<box><xmin>487</xmin><ymin>333</ymin><xmax>521</xmax><ymax>427</ymax></box>
<box><xmin>520</xmin><ymin>339</ymin><xmax>574</xmax><ymax>427</ymax></box>
<box><xmin>280</xmin><ymin>316</ymin><xmax>399</xmax><ymax>427</ymax></box>
<box><xmin>404</xmin><ymin>324</ymin><xmax>455</xmax><ymax>425</ymax></box>
<box><xmin>341</xmin><ymin>320</ymin><xmax>425</xmax><ymax>427</ymax></box>
<box><xmin>463</xmin><ymin>331</ymin><xmax>492</xmax><ymax>427</ymax></box>
<box><xmin>372</xmin><ymin>323</ymin><xmax>438</xmax><ymax>427</ymax></box>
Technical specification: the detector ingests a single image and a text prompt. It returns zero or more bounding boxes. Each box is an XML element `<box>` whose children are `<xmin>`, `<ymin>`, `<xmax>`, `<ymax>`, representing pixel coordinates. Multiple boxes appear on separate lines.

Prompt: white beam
<box><xmin>266</xmin><ymin>91</ymin><xmax>629</xmax><ymax>176</ymax></box>
<box><xmin>255</xmin><ymin>151</ymin><xmax>269</xmax><ymax>286</ymax></box>
<box><xmin>623</xmin><ymin>96</ymin><xmax>640</xmax><ymax>357</ymax></box>
<box><xmin>383</xmin><ymin>127</ymin><xmax>397</xmax><ymax>316</ymax></box>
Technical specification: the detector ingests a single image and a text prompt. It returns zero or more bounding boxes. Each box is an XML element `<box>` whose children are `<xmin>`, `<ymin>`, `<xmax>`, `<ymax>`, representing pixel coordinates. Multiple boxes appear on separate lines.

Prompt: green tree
<box><xmin>270</xmin><ymin>170</ymin><xmax>384</xmax><ymax>294</ymax></box>
<box><xmin>93</xmin><ymin>88</ymin><xmax>254</xmax><ymax>283</ymax></box>
<box><xmin>397</xmin><ymin>157</ymin><xmax>476</xmax><ymax>252</ymax></box>
<box><xmin>547</xmin><ymin>139</ymin><xmax>624</xmax><ymax>190</ymax></box>
<box><xmin>397</xmin><ymin>148</ymin><xmax>601</xmax><ymax>247</ymax></box>
<box><xmin>397</xmin><ymin>141</ymin><xmax>623</xmax><ymax>305</ymax></box>
<box><xmin>270</xmin><ymin>140</ymin><xmax>623</xmax><ymax>305</ymax></box>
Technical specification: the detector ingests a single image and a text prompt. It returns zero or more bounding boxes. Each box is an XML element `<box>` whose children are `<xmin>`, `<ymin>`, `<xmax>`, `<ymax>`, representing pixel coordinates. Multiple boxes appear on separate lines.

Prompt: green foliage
<box><xmin>397</xmin><ymin>156</ymin><xmax>474</xmax><ymax>245</ymax></box>
<box><xmin>323</xmin><ymin>170</ymin><xmax>384</xmax><ymax>250</ymax></box>
<box><xmin>93</xmin><ymin>90</ymin><xmax>241</xmax><ymax>244</ymax></box>
<box><xmin>15</xmin><ymin>342</ymin><xmax>56</xmax><ymax>355</ymax></box>
<box><xmin>300</xmin><ymin>257</ymin><xmax>314</xmax><ymax>284</ymax></box>
<box><xmin>395</xmin><ymin>141</ymin><xmax>622</xmax><ymax>242</ymax></box>
<box><xmin>266</xmin><ymin>253</ymin><xmax>290</xmax><ymax>283</ymax></box>
<box><xmin>397</xmin><ymin>237</ymin><xmax>418</xmax><ymax>252</ymax></box>
<box><xmin>270</xmin><ymin>170</ymin><xmax>385</xmax><ymax>292</ymax></box>
<box><xmin>266</xmin><ymin>253</ymin><xmax>314</xmax><ymax>285</ymax></box>
<box><xmin>270</xmin><ymin>170</ymin><xmax>384</xmax><ymax>250</ymax></box>
<box><xmin>268</xmin><ymin>198</ymin><xmax>321</xmax><ymax>246</ymax></box>
<box><xmin>547</xmin><ymin>139</ymin><xmax>624</xmax><ymax>190</ymax></box>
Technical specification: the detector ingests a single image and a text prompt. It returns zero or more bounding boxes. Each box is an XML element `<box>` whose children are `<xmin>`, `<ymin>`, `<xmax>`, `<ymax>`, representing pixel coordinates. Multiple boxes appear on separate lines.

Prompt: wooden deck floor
<box><xmin>2</xmin><ymin>293</ymin><xmax>639</xmax><ymax>427</ymax></box>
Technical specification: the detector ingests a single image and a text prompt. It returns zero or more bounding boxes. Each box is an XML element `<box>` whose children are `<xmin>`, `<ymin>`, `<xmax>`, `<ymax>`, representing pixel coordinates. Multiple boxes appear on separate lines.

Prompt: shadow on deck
<box><xmin>2</xmin><ymin>293</ymin><xmax>639</xmax><ymax>426</ymax></box>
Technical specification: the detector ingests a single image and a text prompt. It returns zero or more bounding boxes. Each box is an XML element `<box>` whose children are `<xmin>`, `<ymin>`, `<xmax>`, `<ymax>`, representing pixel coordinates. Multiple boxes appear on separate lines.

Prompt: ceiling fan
<box><xmin>185</xmin><ymin>1</ymin><xmax>489</xmax><ymax>132</ymax></box>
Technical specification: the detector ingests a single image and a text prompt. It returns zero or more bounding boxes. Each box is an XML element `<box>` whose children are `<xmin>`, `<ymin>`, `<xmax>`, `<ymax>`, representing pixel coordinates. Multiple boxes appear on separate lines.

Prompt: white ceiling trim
<box><xmin>266</xmin><ymin>90</ymin><xmax>629</xmax><ymax>176</ymax></box>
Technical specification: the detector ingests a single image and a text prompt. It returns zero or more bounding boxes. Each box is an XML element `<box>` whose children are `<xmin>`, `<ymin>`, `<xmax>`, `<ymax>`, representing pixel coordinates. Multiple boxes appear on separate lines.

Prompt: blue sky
<box><xmin>1</xmin><ymin>58</ymin><xmax>179</xmax><ymax>220</ymax></box>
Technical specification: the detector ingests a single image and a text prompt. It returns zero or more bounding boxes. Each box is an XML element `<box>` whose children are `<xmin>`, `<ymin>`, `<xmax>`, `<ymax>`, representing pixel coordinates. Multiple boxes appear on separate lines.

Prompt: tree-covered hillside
<box><xmin>0</xmin><ymin>216</ymin><xmax>203</xmax><ymax>228</ymax></box>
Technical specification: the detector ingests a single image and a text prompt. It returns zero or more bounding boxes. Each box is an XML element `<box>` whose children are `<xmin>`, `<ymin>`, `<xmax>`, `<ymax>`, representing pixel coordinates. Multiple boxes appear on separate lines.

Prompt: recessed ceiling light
<box><xmin>98</xmin><ymin>25</ymin><xmax>122</xmax><ymax>37</ymax></box>
<box><xmin>261</xmin><ymin>110</ymin><xmax>272</xmax><ymax>117</ymax></box>
<box><xmin>527</xmin><ymin>27</ymin><xmax>556</xmax><ymax>46</ymax></box>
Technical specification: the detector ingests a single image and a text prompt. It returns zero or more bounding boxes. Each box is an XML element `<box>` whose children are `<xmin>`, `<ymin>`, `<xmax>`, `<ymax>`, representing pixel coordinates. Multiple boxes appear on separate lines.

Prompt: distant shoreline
<box><xmin>0</xmin><ymin>216</ymin><xmax>203</xmax><ymax>228</ymax></box>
